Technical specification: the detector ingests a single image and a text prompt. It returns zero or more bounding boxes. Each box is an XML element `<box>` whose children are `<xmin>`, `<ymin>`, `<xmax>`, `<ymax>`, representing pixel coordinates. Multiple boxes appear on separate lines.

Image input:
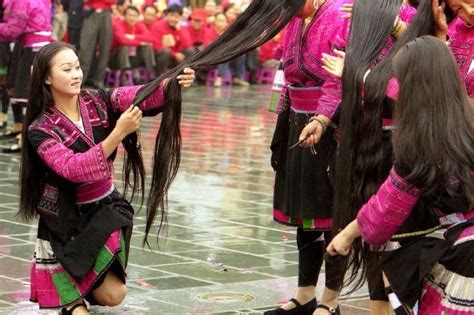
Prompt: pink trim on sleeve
<box><xmin>357</xmin><ymin>168</ymin><xmax>421</xmax><ymax>247</ymax></box>
<box><xmin>110</xmin><ymin>82</ymin><xmax>165</xmax><ymax>113</ymax></box>
<box><xmin>37</xmin><ymin>139</ymin><xmax>112</xmax><ymax>184</ymax></box>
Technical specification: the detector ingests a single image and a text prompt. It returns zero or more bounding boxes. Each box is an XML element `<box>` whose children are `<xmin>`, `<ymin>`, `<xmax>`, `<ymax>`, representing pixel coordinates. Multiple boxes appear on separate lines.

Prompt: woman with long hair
<box><xmin>327</xmin><ymin>35</ymin><xmax>474</xmax><ymax>315</ymax></box>
<box><xmin>307</xmin><ymin>0</ymin><xmax>472</xmax><ymax>303</ymax></box>
<box><xmin>266</xmin><ymin>0</ymin><xmax>403</xmax><ymax>314</ymax></box>
<box><xmin>296</xmin><ymin>0</ymin><xmax>416</xmax><ymax>312</ymax></box>
<box><xmin>20</xmin><ymin>41</ymin><xmax>195</xmax><ymax>314</ymax></box>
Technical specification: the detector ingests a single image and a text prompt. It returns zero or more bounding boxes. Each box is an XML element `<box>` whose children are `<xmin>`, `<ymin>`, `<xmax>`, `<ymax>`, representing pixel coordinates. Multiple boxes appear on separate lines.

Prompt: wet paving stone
<box><xmin>0</xmin><ymin>85</ymin><xmax>370</xmax><ymax>313</ymax></box>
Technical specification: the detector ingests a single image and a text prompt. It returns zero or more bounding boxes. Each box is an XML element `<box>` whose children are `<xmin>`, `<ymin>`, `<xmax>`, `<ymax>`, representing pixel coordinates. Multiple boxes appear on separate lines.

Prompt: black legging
<box><xmin>297</xmin><ymin>228</ymin><xmax>341</xmax><ymax>290</ymax></box>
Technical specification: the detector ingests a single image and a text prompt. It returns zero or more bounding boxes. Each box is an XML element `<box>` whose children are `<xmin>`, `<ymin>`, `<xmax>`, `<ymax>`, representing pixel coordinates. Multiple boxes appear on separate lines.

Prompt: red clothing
<box><xmin>151</xmin><ymin>19</ymin><xmax>192</xmax><ymax>56</ymax></box>
<box><xmin>184</xmin><ymin>24</ymin><xmax>206</xmax><ymax>47</ymax></box>
<box><xmin>84</xmin><ymin>0</ymin><xmax>115</xmax><ymax>10</ymax></box>
<box><xmin>111</xmin><ymin>19</ymin><xmax>153</xmax><ymax>51</ymax></box>
<box><xmin>259</xmin><ymin>38</ymin><xmax>281</xmax><ymax>63</ymax></box>
<box><xmin>203</xmin><ymin>25</ymin><xmax>219</xmax><ymax>46</ymax></box>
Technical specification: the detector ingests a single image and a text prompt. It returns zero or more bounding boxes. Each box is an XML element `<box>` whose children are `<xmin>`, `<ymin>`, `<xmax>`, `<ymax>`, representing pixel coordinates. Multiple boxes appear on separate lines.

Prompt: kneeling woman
<box><xmin>18</xmin><ymin>42</ymin><xmax>195</xmax><ymax>314</ymax></box>
<box><xmin>327</xmin><ymin>36</ymin><xmax>473</xmax><ymax>315</ymax></box>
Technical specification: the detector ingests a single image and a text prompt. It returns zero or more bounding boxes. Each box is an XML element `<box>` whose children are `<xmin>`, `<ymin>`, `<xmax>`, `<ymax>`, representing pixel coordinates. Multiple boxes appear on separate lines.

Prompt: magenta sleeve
<box><xmin>35</xmin><ymin>137</ymin><xmax>113</xmax><ymax>184</ymax></box>
<box><xmin>356</xmin><ymin>168</ymin><xmax>422</xmax><ymax>247</ymax></box>
<box><xmin>109</xmin><ymin>82</ymin><xmax>165</xmax><ymax>114</ymax></box>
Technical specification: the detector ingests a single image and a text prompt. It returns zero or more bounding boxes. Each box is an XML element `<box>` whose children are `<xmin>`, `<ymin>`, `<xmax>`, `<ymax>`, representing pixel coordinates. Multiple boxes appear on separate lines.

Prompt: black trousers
<box><xmin>297</xmin><ymin>228</ymin><xmax>341</xmax><ymax>290</ymax></box>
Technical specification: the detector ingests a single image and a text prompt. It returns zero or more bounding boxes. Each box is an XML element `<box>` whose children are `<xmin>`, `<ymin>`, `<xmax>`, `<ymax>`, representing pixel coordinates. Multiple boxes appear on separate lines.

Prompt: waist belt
<box><xmin>288</xmin><ymin>85</ymin><xmax>322</xmax><ymax>113</ymax></box>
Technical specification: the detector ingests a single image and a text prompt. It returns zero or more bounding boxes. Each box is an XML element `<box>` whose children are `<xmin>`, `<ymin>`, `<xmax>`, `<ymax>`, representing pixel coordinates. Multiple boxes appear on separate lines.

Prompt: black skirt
<box><xmin>272</xmin><ymin>108</ymin><xmax>337</xmax><ymax>230</ymax></box>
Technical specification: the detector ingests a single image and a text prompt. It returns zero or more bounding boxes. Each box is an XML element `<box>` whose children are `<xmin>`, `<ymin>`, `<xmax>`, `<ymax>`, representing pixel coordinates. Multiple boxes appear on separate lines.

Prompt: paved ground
<box><xmin>0</xmin><ymin>85</ymin><xmax>371</xmax><ymax>314</ymax></box>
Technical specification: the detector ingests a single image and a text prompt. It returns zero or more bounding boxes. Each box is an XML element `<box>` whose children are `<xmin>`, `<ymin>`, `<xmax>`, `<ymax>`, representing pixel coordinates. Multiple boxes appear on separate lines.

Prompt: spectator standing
<box><xmin>79</xmin><ymin>0</ymin><xmax>115</xmax><ymax>89</ymax></box>
<box><xmin>61</xmin><ymin>0</ymin><xmax>84</xmax><ymax>49</ymax></box>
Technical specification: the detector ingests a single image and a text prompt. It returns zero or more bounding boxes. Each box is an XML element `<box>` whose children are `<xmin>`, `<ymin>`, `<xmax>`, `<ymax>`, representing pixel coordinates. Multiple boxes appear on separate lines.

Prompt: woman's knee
<box><xmin>99</xmin><ymin>284</ymin><xmax>127</xmax><ymax>306</ymax></box>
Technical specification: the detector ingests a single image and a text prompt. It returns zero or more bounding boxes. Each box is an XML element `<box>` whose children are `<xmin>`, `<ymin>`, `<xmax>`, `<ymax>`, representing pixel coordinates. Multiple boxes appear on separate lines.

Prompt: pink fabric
<box><xmin>357</xmin><ymin>168</ymin><xmax>422</xmax><ymax>247</ymax></box>
<box><xmin>419</xmin><ymin>282</ymin><xmax>474</xmax><ymax>315</ymax></box>
<box><xmin>30</xmin><ymin>230</ymin><xmax>122</xmax><ymax>308</ymax></box>
<box><xmin>386</xmin><ymin>77</ymin><xmax>400</xmax><ymax>100</ymax></box>
<box><xmin>280</xmin><ymin>0</ymin><xmax>352</xmax><ymax>119</ymax></box>
<box><xmin>76</xmin><ymin>180</ymin><xmax>114</xmax><ymax>204</ymax></box>
<box><xmin>0</xmin><ymin>0</ymin><xmax>52</xmax><ymax>46</ymax></box>
<box><xmin>448</xmin><ymin>18</ymin><xmax>474</xmax><ymax>97</ymax></box>
<box><xmin>109</xmin><ymin>83</ymin><xmax>165</xmax><ymax>113</ymax></box>
<box><xmin>274</xmin><ymin>208</ymin><xmax>333</xmax><ymax>230</ymax></box>
<box><xmin>111</xmin><ymin>19</ymin><xmax>154</xmax><ymax>51</ymax></box>
<box><xmin>36</xmin><ymin>139</ymin><xmax>112</xmax><ymax>184</ymax></box>
<box><xmin>288</xmin><ymin>86</ymin><xmax>323</xmax><ymax>112</ymax></box>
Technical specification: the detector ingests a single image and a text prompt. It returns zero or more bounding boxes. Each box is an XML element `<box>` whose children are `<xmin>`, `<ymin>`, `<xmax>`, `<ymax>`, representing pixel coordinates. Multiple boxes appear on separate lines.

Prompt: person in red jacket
<box><xmin>142</xmin><ymin>4</ymin><xmax>159</xmax><ymax>31</ymax></box>
<box><xmin>259</xmin><ymin>32</ymin><xmax>282</xmax><ymax>69</ymax></box>
<box><xmin>184</xmin><ymin>8</ymin><xmax>207</xmax><ymax>51</ymax></box>
<box><xmin>151</xmin><ymin>4</ymin><xmax>194</xmax><ymax>76</ymax></box>
<box><xmin>109</xmin><ymin>6</ymin><xmax>155</xmax><ymax>79</ymax></box>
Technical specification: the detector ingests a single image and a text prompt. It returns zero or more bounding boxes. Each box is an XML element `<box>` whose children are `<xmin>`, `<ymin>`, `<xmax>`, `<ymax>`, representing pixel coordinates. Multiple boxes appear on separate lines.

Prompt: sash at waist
<box><xmin>288</xmin><ymin>86</ymin><xmax>322</xmax><ymax>112</ymax></box>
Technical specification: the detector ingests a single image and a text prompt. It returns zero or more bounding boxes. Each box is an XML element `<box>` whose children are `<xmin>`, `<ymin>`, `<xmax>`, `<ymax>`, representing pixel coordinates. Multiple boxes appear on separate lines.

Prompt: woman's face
<box><xmin>215</xmin><ymin>13</ymin><xmax>228</xmax><ymax>32</ymax></box>
<box><xmin>297</xmin><ymin>0</ymin><xmax>316</xmax><ymax>18</ymax></box>
<box><xmin>447</xmin><ymin>0</ymin><xmax>474</xmax><ymax>26</ymax></box>
<box><xmin>45</xmin><ymin>48</ymin><xmax>83</xmax><ymax>98</ymax></box>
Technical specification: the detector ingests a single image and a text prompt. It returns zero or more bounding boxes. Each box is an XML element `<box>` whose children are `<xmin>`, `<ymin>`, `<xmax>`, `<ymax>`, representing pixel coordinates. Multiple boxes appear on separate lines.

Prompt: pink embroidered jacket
<box><xmin>28</xmin><ymin>84</ymin><xmax>164</xmax><ymax>204</ymax></box>
<box><xmin>278</xmin><ymin>0</ymin><xmax>415</xmax><ymax>118</ymax></box>
<box><xmin>386</xmin><ymin>17</ymin><xmax>473</xmax><ymax>100</ymax></box>
<box><xmin>357</xmin><ymin>168</ymin><xmax>473</xmax><ymax>247</ymax></box>
<box><xmin>0</xmin><ymin>0</ymin><xmax>52</xmax><ymax>48</ymax></box>
<box><xmin>448</xmin><ymin>17</ymin><xmax>474</xmax><ymax>97</ymax></box>
<box><xmin>278</xmin><ymin>0</ymin><xmax>352</xmax><ymax>118</ymax></box>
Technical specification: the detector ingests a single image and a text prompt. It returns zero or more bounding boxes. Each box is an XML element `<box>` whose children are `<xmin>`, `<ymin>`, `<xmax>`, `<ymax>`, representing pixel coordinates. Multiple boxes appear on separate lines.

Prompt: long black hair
<box><xmin>18</xmin><ymin>42</ymin><xmax>146</xmax><ymax>221</ymax></box>
<box><xmin>392</xmin><ymin>36</ymin><xmax>473</xmax><ymax>204</ymax></box>
<box><xmin>332</xmin><ymin>0</ymin><xmax>458</xmax><ymax>290</ymax></box>
<box><xmin>133</xmin><ymin>0</ymin><xmax>306</xmax><ymax>245</ymax></box>
<box><xmin>331</xmin><ymin>0</ymin><xmax>402</xmax><ymax>291</ymax></box>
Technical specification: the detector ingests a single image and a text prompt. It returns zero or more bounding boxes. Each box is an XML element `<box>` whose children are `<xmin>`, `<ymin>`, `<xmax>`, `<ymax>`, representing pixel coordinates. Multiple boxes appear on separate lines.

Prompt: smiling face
<box><xmin>45</xmin><ymin>48</ymin><xmax>83</xmax><ymax>98</ymax></box>
<box><xmin>446</xmin><ymin>0</ymin><xmax>474</xmax><ymax>25</ymax></box>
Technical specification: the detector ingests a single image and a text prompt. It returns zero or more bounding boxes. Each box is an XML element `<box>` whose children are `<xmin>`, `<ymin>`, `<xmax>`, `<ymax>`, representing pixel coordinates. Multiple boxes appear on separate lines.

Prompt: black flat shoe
<box><xmin>264</xmin><ymin>298</ymin><xmax>317</xmax><ymax>315</ymax></box>
<box><xmin>0</xmin><ymin>129</ymin><xmax>20</xmax><ymax>139</ymax></box>
<box><xmin>2</xmin><ymin>142</ymin><xmax>20</xmax><ymax>153</ymax></box>
<box><xmin>315</xmin><ymin>304</ymin><xmax>340</xmax><ymax>314</ymax></box>
<box><xmin>61</xmin><ymin>301</ymin><xmax>88</xmax><ymax>314</ymax></box>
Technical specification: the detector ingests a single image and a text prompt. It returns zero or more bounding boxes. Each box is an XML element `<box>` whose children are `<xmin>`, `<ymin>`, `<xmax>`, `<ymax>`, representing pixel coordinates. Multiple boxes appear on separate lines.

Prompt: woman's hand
<box><xmin>115</xmin><ymin>105</ymin><xmax>143</xmax><ymax>139</ymax></box>
<box><xmin>340</xmin><ymin>3</ymin><xmax>353</xmax><ymax>19</ymax></box>
<box><xmin>432</xmin><ymin>0</ymin><xmax>449</xmax><ymax>40</ymax></box>
<box><xmin>177</xmin><ymin>67</ymin><xmax>195</xmax><ymax>88</ymax></box>
<box><xmin>298</xmin><ymin>115</ymin><xmax>330</xmax><ymax>147</ymax></box>
<box><xmin>321</xmin><ymin>50</ymin><xmax>345</xmax><ymax>78</ymax></box>
<box><xmin>326</xmin><ymin>220</ymin><xmax>361</xmax><ymax>256</ymax></box>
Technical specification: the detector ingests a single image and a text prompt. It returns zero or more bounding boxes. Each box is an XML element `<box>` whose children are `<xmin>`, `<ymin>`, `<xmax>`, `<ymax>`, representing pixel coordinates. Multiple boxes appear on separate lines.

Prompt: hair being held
<box><xmin>136</xmin><ymin>0</ymin><xmax>306</xmax><ymax>246</ymax></box>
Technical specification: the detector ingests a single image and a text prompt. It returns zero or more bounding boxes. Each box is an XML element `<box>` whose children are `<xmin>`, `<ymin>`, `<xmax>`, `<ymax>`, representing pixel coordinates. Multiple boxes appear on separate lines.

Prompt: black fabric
<box><xmin>297</xmin><ymin>228</ymin><xmax>341</xmax><ymax>290</ymax></box>
<box><xmin>273</xmin><ymin>109</ymin><xmax>336</xmax><ymax>221</ymax></box>
<box><xmin>381</xmin><ymin>218</ymin><xmax>474</xmax><ymax>309</ymax></box>
<box><xmin>270</xmin><ymin>107</ymin><xmax>290</xmax><ymax>172</ymax></box>
<box><xmin>13</xmin><ymin>46</ymin><xmax>36</xmax><ymax>99</ymax></box>
<box><xmin>50</xmin><ymin>191</ymin><xmax>133</xmax><ymax>282</ymax></box>
<box><xmin>5</xmin><ymin>41</ymin><xmax>22</xmax><ymax>89</ymax></box>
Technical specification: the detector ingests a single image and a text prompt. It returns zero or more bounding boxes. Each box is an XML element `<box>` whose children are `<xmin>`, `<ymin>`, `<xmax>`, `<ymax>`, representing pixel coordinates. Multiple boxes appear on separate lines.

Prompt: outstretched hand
<box><xmin>432</xmin><ymin>0</ymin><xmax>449</xmax><ymax>40</ymax></box>
<box><xmin>177</xmin><ymin>67</ymin><xmax>195</xmax><ymax>88</ymax></box>
<box><xmin>321</xmin><ymin>49</ymin><xmax>345</xmax><ymax>78</ymax></box>
<box><xmin>340</xmin><ymin>3</ymin><xmax>353</xmax><ymax>19</ymax></box>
